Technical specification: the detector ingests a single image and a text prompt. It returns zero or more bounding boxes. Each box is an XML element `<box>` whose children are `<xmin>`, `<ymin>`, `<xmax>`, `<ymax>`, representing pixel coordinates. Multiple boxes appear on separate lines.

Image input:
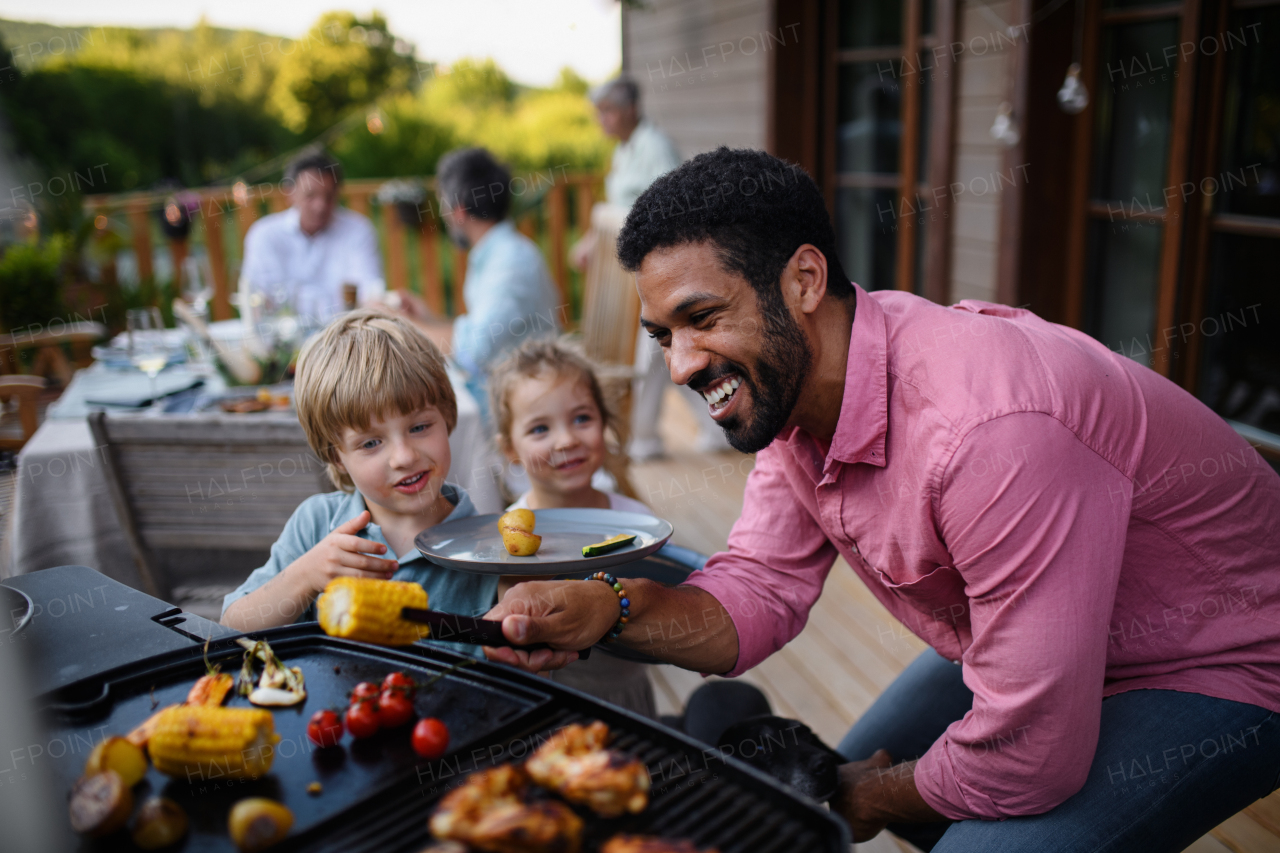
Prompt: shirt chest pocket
<box><xmin>872</xmin><ymin>564</ymin><xmax>970</xmax><ymax>659</ymax></box>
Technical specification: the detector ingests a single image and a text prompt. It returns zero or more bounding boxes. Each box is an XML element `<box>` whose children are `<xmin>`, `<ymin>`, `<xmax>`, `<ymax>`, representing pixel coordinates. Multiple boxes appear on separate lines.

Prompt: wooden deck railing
<box><xmin>82</xmin><ymin>172</ymin><xmax>604</xmax><ymax>324</ymax></box>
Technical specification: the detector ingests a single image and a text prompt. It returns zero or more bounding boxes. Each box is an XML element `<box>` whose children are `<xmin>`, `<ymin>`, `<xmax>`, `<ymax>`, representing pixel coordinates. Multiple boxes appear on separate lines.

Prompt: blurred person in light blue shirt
<box><xmin>397</xmin><ymin>148</ymin><xmax>561</xmax><ymax>418</ymax></box>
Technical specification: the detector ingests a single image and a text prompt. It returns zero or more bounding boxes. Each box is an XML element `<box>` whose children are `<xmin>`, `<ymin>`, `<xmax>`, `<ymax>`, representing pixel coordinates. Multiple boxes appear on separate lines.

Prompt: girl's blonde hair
<box><xmin>295</xmin><ymin>309</ymin><xmax>457</xmax><ymax>491</ymax></box>
<box><xmin>488</xmin><ymin>338</ymin><xmax>618</xmax><ymax>456</ymax></box>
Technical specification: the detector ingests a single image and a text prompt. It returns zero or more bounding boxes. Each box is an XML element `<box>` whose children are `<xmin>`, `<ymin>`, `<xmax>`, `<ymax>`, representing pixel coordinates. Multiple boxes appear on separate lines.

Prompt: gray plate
<box><xmin>414</xmin><ymin>508</ymin><xmax>673</xmax><ymax>575</ymax></box>
<box><xmin>0</xmin><ymin>584</ymin><xmax>33</xmax><ymax>636</ymax></box>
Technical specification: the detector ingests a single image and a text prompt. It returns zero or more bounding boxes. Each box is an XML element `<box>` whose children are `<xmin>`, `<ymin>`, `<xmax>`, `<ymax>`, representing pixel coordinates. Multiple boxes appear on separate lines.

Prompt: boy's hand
<box><xmin>287</xmin><ymin>511</ymin><xmax>399</xmax><ymax>595</ymax></box>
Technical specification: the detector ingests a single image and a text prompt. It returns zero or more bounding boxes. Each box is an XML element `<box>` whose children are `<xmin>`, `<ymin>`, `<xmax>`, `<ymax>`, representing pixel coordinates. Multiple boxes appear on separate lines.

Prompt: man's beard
<box><xmin>713</xmin><ymin>296</ymin><xmax>813</xmax><ymax>454</ymax></box>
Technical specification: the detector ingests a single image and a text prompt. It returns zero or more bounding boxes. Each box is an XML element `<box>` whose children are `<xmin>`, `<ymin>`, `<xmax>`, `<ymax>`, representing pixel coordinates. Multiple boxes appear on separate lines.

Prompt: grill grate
<box><xmin>312</xmin><ymin>706</ymin><xmax>838</xmax><ymax>853</ymax></box>
<box><xmin>38</xmin><ymin>625</ymin><xmax>845</xmax><ymax>853</ymax></box>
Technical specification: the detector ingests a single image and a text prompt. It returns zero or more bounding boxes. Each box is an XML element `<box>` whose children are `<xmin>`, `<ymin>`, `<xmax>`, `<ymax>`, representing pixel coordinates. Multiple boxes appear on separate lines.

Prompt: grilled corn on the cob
<box><xmin>147</xmin><ymin>706</ymin><xmax>279</xmax><ymax>781</ymax></box>
<box><xmin>317</xmin><ymin>577</ymin><xmax>430</xmax><ymax>646</ymax></box>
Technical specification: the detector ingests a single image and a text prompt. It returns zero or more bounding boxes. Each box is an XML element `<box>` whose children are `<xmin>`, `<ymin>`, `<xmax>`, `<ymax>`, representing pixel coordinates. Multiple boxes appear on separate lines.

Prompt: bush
<box><xmin>0</xmin><ymin>235</ymin><xmax>68</xmax><ymax>333</ymax></box>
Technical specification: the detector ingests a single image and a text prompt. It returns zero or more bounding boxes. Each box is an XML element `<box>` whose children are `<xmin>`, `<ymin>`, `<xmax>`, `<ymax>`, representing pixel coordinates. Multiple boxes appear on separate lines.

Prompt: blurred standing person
<box><xmin>240</xmin><ymin>147</ymin><xmax>384</xmax><ymax>324</ymax></box>
<box><xmin>397</xmin><ymin>147</ymin><xmax>561</xmax><ymax>417</ymax></box>
<box><xmin>572</xmin><ymin>77</ymin><xmax>727</xmax><ymax>460</ymax></box>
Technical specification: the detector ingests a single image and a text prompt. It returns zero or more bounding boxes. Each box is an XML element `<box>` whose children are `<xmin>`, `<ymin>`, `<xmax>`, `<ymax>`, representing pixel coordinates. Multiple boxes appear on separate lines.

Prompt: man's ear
<box><xmin>784</xmin><ymin>244</ymin><xmax>829</xmax><ymax>315</ymax></box>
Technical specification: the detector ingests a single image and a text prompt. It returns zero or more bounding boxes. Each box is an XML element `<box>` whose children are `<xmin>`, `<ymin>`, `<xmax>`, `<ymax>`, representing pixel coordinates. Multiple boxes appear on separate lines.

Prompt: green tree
<box><xmin>268</xmin><ymin>12</ymin><xmax>416</xmax><ymax>137</ymax></box>
<box><xmin>439</xmin><ymin>58</ymin><xmax>516</xmax><ymax>107</ymax></box>
<box><xmin>332</xmin><ymin>94</ymin><xmax>456</xmax><ymax>178</ymax></box>
<box><xmin>553</xmin><ymin>66</ymin><xmax>590</xmax><ymax>96</ymax></box>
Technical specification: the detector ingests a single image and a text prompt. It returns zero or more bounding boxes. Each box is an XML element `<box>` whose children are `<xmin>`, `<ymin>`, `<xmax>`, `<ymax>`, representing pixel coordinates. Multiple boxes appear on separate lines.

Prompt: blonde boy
<box><xmin>221</xmin><ymin>309</ymin><xmax>497</xmax><ymax>631</ymax></box>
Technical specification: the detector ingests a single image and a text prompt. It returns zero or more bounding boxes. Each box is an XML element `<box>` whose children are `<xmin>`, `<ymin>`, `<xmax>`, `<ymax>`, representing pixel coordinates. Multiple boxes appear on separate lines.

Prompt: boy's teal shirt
<box><xmin>222</xmin><ymin>484</ymin><xmax>499</xmax><ymax>651</ymax></box>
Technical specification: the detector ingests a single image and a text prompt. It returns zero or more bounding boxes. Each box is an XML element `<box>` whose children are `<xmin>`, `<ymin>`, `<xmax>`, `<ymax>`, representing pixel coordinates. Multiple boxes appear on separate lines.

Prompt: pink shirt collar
<box><xmin>779</xmin><ymin>283</ymin><xmax>888</xmax><ymax>471</ymax></box>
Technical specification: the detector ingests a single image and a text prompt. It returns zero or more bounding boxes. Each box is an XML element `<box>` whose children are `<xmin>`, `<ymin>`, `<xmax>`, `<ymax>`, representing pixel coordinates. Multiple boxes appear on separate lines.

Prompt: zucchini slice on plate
<box><xmin>582</xmin><ymin>533</ymin><xmax>638</xmax><ymax>558</ymax></box>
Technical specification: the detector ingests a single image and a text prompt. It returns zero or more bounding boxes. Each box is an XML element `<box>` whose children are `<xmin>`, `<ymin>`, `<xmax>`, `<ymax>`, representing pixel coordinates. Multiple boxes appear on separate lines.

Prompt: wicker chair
<box><xmin>578</xmin><ymin>203</ymin><xmax>642</xmax><ymax>499</ymax></box>
<box><xmin>88</xmin><ymin>412</ymin><xmax>333</xmax><ymax>600</ymax></box>
<box><xmin>0</xmin><ymin>321</ymin><xmax>106</xmax><ymax>386</ymax></box>
<box><xmin>0</xmin><ymin>375</ymin><xmax>46</xmax><ymax>451</ymax></box>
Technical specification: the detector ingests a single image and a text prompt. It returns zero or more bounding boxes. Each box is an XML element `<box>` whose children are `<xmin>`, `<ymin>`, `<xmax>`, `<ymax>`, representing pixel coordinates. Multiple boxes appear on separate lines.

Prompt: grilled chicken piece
<box><xmin>468</xmin><ymin>800</ymin><xmax>583</xmax><ymax>853</ymax></box>
<box><xmin>429</xmin><ymin>765</ymin><xmax>583</xmax><ymax>853</ymax></box>
<box><xmin>602</xmin><ymin>837</ymin><xmax>720</xmax><ymax>853</ymax></box>
<box><xmin>526</xmin><ymin>721</ymin><xmax>650</xmax><ymax>817</ymax></box>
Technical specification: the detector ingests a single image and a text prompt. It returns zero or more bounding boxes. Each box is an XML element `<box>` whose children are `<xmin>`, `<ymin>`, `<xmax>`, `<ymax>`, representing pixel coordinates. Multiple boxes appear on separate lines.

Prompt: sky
<box><xmin>0</xmin><ymin>0</ymin><xmax>623</xmax><ymax>86</ymax></box>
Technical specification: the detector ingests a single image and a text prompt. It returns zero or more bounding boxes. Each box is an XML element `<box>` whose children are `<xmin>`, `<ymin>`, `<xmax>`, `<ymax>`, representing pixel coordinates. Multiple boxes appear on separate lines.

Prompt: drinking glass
<box><xmin>181</xmin><ymin>255</ymin><xmax>213</xmax><ymax>321</ymax></box>
<box><xmin>127</xmin><ymin>307</ymin><xmax>169</xmax><ymax>403</ymax></box>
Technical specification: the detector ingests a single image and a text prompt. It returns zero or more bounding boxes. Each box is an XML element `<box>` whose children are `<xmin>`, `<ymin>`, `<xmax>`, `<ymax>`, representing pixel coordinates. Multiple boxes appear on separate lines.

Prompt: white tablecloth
<box><xmin>5</xmin><ymin>365</ymin><xmax>504</xmax><ymax>582</ymax></box>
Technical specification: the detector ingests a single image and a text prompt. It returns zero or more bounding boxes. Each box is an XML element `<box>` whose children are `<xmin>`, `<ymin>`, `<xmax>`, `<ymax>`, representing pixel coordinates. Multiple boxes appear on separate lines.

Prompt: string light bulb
<box><xmin>1057</xmin><ymin>62</ymin><xmax>1089</xmax><ymax>114</ymax></box>
<box><xmin>990</xmin><ymin>102</ymin><xmax>1020</xmax><ymax>147</ymax></box>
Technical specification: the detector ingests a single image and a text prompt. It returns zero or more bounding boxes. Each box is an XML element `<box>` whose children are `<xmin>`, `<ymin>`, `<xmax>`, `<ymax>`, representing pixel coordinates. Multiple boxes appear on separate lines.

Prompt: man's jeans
<box><xmin>837</xmin><ymin>649</ymin><xmax>1280</xmax><ymax>852</ymax></box>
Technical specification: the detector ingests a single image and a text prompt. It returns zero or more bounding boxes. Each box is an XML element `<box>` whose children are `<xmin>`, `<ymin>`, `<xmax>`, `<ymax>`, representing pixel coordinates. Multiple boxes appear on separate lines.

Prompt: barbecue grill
<box><xmin>38</xmin><ymin>622</ymin><xmax>850</xmax><ymax>852</ymax></box>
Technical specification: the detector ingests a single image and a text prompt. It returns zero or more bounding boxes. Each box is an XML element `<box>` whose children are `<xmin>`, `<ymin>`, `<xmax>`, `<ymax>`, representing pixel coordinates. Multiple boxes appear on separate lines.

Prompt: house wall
<box><xmin>626</xmin><ymin>0</ymin><xmax>1024</xmax><ymax>307</ymax></box>
<box><xmin>622</xmin><ymin>0</ymin><xmax>773</xmax><ymax>158</ymax></box>
<box><xmin>949</xmin><ymin>0</ymin><xmax>1020</xmax><ymax>304</ymax></box>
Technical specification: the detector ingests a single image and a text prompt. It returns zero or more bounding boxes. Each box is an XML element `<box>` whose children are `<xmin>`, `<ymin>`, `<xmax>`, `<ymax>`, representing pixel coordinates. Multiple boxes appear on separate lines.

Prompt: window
<box><xmin>1062</xmin><ymin>0</ymin><xmax>1280</xmax><ymax>459</ymax></box>
<box><xmin>830</xmin><ymin>0</ymin><xmax>950</xmax><ymax>296</ymax></box>
<box><xmin>1192</xmin><ymin>3</ymin><xmax>1280</xmax><ymax>455</ymax></box>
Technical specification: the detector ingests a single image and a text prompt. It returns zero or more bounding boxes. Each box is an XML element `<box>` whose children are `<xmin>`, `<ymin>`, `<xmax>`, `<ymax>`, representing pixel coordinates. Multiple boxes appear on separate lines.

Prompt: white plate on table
<box><xmin>414</xmin><ymin>508</ymin><xmax>673</xmax><ymax>575</ymax></box>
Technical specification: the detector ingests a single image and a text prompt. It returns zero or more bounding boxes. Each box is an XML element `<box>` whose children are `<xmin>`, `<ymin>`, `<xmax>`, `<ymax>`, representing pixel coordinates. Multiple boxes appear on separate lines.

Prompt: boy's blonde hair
<box><xmin>295</xmin><ymin>309</ymin><xmax>457</xmax><ymax>491</ymax></box>
<box><xmin>488</xmin><ymin>338</ymin><xmax>616</xmax><ymax>455</ymax></box>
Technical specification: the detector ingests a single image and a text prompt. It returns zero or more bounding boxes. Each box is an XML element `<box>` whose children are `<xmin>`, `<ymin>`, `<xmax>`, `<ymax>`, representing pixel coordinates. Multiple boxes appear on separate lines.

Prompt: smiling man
<box><xmin>483</xmin><ymin>148</ymin><xmax>1280</xmax><ymax>851</ymax></box>
<box><xmin>240</xmin><ymin>147</ymin><xmax>384</xmax><ymax>323</ymax></box>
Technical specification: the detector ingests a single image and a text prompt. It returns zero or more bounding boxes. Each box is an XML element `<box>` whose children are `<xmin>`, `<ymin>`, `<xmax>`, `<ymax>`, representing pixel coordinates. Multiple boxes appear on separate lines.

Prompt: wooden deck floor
<box><xmin>630</xmin><ymin>389</ymin><xmax>1280</xmax><ymax>853</ymax></box>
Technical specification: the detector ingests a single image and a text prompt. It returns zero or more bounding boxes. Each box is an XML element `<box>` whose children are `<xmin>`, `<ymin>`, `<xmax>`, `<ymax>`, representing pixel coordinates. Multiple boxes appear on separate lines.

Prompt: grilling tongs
<box><xmin>400</xmin><ymin>608</ymin><xmax>591</xmax><ymax>659</ymax></box>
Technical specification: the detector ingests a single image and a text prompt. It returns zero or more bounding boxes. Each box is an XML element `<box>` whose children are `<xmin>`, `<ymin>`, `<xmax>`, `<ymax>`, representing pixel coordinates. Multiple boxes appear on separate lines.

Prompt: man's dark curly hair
<box><xmin>616</xmin><ymin>147</ymin><xmax>852</xmax><ymax>302</ymax></box>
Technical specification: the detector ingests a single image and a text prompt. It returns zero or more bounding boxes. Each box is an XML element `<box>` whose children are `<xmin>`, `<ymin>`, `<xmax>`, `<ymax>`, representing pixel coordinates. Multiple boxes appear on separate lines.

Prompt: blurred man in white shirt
<box><xmin>240</xmin><ymin>148</ymin><xmax>384</xmax><ymax>324</ymax></box>
<box><xmin>573</xmin><ymin>77</ymin><xmax>727</xmax><ymax>460</ymax></box>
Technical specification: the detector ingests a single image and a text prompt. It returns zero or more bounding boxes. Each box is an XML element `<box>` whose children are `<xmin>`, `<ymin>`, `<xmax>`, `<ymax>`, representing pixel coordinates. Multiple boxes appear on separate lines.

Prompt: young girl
<box><xmin>489</xmin><ymin>338</ymin><xmax>656</xmax><ymax>718</ymax></box>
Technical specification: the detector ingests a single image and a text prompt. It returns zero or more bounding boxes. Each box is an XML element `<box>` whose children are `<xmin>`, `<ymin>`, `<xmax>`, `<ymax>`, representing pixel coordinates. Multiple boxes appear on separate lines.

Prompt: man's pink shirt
<box><xmin>682</xmin><ymin>285</ymin><xmax>1280</xmax><ymax>820</ymax></box>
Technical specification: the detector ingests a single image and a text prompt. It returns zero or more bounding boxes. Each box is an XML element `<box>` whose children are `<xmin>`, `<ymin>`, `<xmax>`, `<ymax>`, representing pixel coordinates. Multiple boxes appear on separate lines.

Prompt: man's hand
<box><xmin>832</xmin><ymin>751</ymin><xmax>946</xmax><ymax>842</ymax></box>
<box><xmin>284</xmin><ymin>511</ymin><xmax>398</xmax><ymax>595</ymax></box>
<box><xmin>482</xmin><ymin>577</ymin><xmax>740</xmax><ymax>674</ymax></box>
<box><xmin>481</xmin><ymin>579</ymin><xmax>619</xmax><ymax>672</ymax></box>
<box><xmin>569</xmin><ymin>229</ymin><xmax>597</xmax><ymax>272</ymax></box>
<box><xmin>390</xmin><ymin>289</ymin><xmax>433</xmax><ymax>322</ymax></box>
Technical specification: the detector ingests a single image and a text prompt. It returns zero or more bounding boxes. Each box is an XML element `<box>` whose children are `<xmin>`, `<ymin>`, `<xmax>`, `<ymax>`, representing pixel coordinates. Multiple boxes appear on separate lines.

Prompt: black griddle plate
<box><xmin>40</xmin><ymin>623</ymin><xmax>850</xmax><ymax>853</ymax></box>
<box><xmin>39</xmin><ymin>624</ymin><xmax>551</xmax><ymax>852</ymax></box>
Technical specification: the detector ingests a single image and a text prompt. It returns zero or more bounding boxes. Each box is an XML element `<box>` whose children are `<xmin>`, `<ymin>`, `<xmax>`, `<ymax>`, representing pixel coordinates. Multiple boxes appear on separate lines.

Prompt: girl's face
<box><xmin>506</xmin><ymin>371</ymin><xmax>606</xmax><ymax>497</ymax></box>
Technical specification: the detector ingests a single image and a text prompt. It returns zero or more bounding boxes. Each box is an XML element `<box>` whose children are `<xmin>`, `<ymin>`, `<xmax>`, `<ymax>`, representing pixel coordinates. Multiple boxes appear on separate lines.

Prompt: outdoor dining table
<box><xmin>4</xmin><ymin>353</ymin><xmax>506</xmax><ymax>591</ymax></box>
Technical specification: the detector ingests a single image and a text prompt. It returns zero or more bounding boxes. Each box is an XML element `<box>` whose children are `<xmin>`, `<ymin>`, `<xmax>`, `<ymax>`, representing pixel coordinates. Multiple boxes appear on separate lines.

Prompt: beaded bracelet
<box><xmin>584</xmin><ymin>572</ymin><xmax>630</xmax><ymax>642</ymax></box>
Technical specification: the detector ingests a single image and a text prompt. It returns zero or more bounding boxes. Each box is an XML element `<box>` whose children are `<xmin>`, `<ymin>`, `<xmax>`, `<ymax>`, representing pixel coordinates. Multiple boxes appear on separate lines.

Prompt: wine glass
<box><xmin>127</xmin><ymin>307</ymin><xmax>169</xmax><ymax>403</ymax></box>
<box><xmin>181</xmin><ymin>255</ymin><xmax>213</xmax><ymax>321</ymax></box>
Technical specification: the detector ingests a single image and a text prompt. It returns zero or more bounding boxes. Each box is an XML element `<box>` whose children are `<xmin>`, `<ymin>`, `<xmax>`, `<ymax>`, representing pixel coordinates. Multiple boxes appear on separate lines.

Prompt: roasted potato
<box><xmin>498</xmin><ymin>510</ymin><xmax>541</xmax><ymax>556</ymax></box>
<box><xmin>499</xmin><ymin>509</ymin><xmax>536</xmax><ymax>532</ymax></box>
<box><xmin>69</xmin><ymin>771</ymin><xmax>133</xmax><ymax>837</ymax></box>
<box><xmin>84</xmin><ymin>736</ymin><xmax>148</xmax><ymax>787</ymax></box>
<box><xmin>229</xmin><ymin>797</ymin><xmax>294</xmax><ymax>852</ymax></box>
<box><xmin>500</xmin><ymin>524</ymin><xmax>542</xmax><ymax>556</ymax></box>
<box><xmin>132</xmin><ymin>797</ymin><xmax>189</xmax><ymax>849</ymax></box>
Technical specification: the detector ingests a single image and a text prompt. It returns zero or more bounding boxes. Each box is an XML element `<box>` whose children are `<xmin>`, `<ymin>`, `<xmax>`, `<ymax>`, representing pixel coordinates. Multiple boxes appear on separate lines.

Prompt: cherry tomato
<box><xmin>382</xmin><ymin>671</ymin><xmax>415</xmax><ymax>694</ymax></box>
<box><xmin>376</xmin><ymin>690</ymin><xmax>414</xmax><ymax>728</ymax></box>
<box><xmin>345</xmin><ymin>700</ymin><xmax>380</xmax><ymax>739</ymax></box>
<box><xmin>350</xmin><ymin>682</ymin><xmax>380</xmax><ymax>704</ymax></box>
<box><xmin>307</xmin><ymin>709</ymin><xmax>344</xmax><ymax>748</ymax></box>
<box><xmin>412</xmin><ymin>717</ymin><xmax>449</xmax><ymax>759</ymax></box>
